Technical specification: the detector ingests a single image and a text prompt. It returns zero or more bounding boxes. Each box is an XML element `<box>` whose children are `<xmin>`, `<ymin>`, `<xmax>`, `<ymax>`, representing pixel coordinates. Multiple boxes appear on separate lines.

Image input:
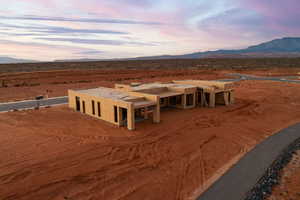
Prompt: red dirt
<box><xmin>1</xmin><ymin>68</ymin><xmax>299</xmax><ymax>103</ymax></box>
<box><xmin>0</xmin><ymin>69</ymin><xmax>300</xmax><ymax>200</ymax></box>
<box><xmin>0</xmin><ymin>69</ymin><xmax>229</xmax><ymax>103</ymax></box>
<box><xmin>267</xmin><ymin>150</ymin><xmax>300</xmax><ymax>200</ymax></box>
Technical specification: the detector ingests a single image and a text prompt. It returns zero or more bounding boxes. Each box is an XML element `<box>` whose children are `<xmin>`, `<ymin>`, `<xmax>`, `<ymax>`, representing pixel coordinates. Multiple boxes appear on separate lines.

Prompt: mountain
<box><xmin>0</xmin><ymin>56</ymin><xmax>37</xmax><ymax>64</ymax></box>
<box><xmin>131</xmin><ymin>37</ymin><xmax>300</xmax><ymax>59</ymax></box>
<box><xmin>56</xmin><ymin>37</ymin><xmax>300</xmax><ymax>62</ymax></box>
<box><xmin>244</xmin><ymin>37</ymin><xmax>300</xmax><ymax>53</ymax></box>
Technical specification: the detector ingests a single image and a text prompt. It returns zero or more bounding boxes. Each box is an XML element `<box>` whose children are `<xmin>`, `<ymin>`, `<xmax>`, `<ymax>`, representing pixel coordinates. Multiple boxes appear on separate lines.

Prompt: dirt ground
<box><xmin>0</xmin><ymin>68</ymin><xmax>299</xmax><ymax>103</ymax></box>
<box><xmin>267</xmin><ymin>150</ymin><xmax>300</xmax><ymax>200</ymax></box>
<box><xmin>0</xmin><ymin>67</ymin><xmax>300</xmax><ymax>200</ymax></box>
<box><xmin>0</xmin><ymin>69</ymin><xmax>228</xmax><ymax>102</ymax></box>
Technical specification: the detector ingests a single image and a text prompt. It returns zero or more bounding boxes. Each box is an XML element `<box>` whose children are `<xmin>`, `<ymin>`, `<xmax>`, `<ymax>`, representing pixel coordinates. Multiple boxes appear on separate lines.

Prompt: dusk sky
<box><xmin>0</xmin><ymin>0</ymin><xmax>299</xmax><ymax>61</ymax></box>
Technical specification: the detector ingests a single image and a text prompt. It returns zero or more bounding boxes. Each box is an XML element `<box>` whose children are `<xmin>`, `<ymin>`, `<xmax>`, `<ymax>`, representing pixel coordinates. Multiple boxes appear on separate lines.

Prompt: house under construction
<box><xmin>68</xmin><ymin>80</ymin><xmax>234</xmax><ymax>130</ymax></box>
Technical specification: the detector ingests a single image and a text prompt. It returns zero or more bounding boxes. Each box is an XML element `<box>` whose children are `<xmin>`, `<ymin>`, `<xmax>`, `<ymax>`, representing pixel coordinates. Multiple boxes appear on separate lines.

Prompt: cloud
<box><xmin>75</xmin><ymin>50</ymin><xmax>104</xmax><ymax>55</ymax></box>
<box><xmin>0</xmin><ymin>15</ymin><xmax>162</xmax><ymax>25</ymax></box>
<box><xmin>241</xmin><ymin>0</ymin><xmax>300</xmax><ymax>34</ymax></box>
<box><xmin>35</xmin><ymin>26</ymin><xmax>128</xmax><ymax>35</ymax></box>
<box><xmin>0</xmin><ymin>39</ymin><xmax>108</xmax><ymax>60</ymax></box>
<box><xmin>0</xmin><ymin>32</ymin><xmax>44</xmax><ymax>37</ymax></box>
<box><xmin>198</xmin><ymin>8</ymin><xmax>263</xmax><ymax>31</ymax></box>
<box><xmin>0</xmin><ymin>22</ymin><xmax>128</xmax><ymax>35</ymax></box>
<box><xmin>36</xmin><ymin>37</ymin><xmax>159</xmax><ymax>46</ymax></box>
<box><xmin>0</xmin><ymin>39</ymin><xmax>83</xmax><ymax>49</ymax></box>
<box><xmin>2</xmin><ymin>0</ymin><xmax>300</xmax><ymax>61</ymax></box>
<box><xmin>37</xmin><ymin>38</ymin><xmax>124</xmax><ymax>45</ymax></box>
<box><xmin>196</xmin><ymin>7</ymin><xmax>280</xmax><ymax>40</ymax></box>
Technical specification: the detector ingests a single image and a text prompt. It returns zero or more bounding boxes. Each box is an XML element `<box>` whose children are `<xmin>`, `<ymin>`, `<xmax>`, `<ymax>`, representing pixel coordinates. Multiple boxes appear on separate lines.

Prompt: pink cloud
<box><xmin>243</xmin><ymin>0</ymin><xmax>300</xmax><ymax>33</ymax></box>
<box><xmin>0</xmin><ymin>39</ymin><xmax>102</xmax><ymax>61</ymax></box>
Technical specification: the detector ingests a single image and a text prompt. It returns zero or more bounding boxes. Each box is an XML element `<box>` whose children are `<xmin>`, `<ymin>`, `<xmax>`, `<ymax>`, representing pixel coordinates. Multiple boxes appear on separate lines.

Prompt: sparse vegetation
<box><xmin>1</xmin><ymin>58</ymin><xmax>300</xmax><ymax>73</ymax></box>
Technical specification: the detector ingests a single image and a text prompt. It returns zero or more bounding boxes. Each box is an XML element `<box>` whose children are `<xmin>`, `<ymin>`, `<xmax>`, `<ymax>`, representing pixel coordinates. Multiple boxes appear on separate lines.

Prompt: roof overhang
<box><xmin>159</xmin><ymin>91</ymin><xmax>183</xmax><ymax>98</ymax></box>
<box><xmin>133</xmin><ymin>100</ymin><xmax>157</xmax><ymax>109</ymax></box>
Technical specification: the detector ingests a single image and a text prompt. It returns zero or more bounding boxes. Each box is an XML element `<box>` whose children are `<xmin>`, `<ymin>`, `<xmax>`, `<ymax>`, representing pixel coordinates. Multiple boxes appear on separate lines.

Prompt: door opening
<box><xmin>82</xmin><ymin>101</ymin><xmax>86</xmax><ymax>113</ymax></box>
<box><xmin>114</xmin><ymin>106</ymin><xmax>118</xmax><ymax>123</ymax></box>
<box><xmin>186</xmin><ymin>94</ymin><xmax>194</xmax><ymax>106</ymax></box>
<box><xmin>75</xmin><ymin>96</ymin><xmax>80</xmax><ymax>111</ymax></box>
<box><xmin>120</xmin><ymin>107</ymin><xmax>127</xmax><ymax>126</ymax></box>
<box><xmin>205</xmin><ymin>93</ymin><xmax>210</xmax><ymax>105</ymax></box>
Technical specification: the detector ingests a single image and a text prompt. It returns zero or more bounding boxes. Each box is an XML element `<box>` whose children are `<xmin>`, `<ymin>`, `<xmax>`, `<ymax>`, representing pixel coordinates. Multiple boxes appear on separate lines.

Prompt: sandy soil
<box><xmin>267</xmin><ymin>150</ymin><xmax>300</xmax><ymax>200</ymax></box>
<box><xmin>1</xmin><ymin>68</ymin><xmax>299</xmax><ymax>103</ymax></box>
<box><xmin>1</xmin><ymin>74</ymin><xmax>300</xmax><ymax>200</ymax></box>
<box><xmin>0</xmin><ymin>69</ymin><xmax>229</xmax><ymax>103</ymax></box>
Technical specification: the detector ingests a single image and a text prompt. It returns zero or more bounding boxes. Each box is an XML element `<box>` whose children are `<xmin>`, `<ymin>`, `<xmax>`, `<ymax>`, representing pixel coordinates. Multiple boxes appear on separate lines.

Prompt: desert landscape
<box><xmin>1</xmin><ymin>64</ymin><xmax>300</xmax><ymax>200</ymax></box>
<box><xmin>268</xmin><ymin>150</ymin><xmax>300</xmax><ymax>200</ymax></box>
<box><xmin>2</xmin><ymin>0</ymin><xmax>300</xmax><ymax>199</ymax></box>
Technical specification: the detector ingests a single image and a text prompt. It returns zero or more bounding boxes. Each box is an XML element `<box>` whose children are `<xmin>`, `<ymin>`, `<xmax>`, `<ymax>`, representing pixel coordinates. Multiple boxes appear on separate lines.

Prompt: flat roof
<box><xmin>174</xmin><ymin>80</ymin><xmax>217</xmax><ymax>88</ymax></box>
<box><xmin>130</xmin><ymin>83</ymin><xmax>196</xmax><ymax>91</ymax></box>
<box><xmin>76</xmin><ymin>87</ymin><xmax>140</xmax><ymax>101</ymax></box>
<box><xmin>75</xmin><ymin>87</ymin><xmax>157</xmax><ymax>108</ymax></box>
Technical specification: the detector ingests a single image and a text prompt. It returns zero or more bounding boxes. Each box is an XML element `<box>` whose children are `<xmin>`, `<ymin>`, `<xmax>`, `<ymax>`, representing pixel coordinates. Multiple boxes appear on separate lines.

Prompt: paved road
<box><xmin>225</xmin><ymin>73</ymin><xmax>300</xmax><ymax>83</ymax></box>
<box><xmin>197</xmin><ymin>123</ymin><xmax>300</xmax><ymax>200</ymax></box>
<box><xmin>0</xmin><ymin>96</ymin><xmax>68</xmax><ymax>112</ymax></box>
<box><xmin>0</xmin><ymin>73</ymin><xmax>298</xmax><ymax>113</ymax></box>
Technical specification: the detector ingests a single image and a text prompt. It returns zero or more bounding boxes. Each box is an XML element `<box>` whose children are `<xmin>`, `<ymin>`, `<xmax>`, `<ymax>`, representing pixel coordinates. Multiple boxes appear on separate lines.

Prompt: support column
<box><xmin>183</xmin><ymin>94</ymin><xmax>187</xmax><ymax>109</ymax></box>
<box><xmin>201</xmin><ymin>92</ymin><xmax>206</xmax><ymax>107</ymax></box>
<box><xmin>229</xmin><ymin>90</ymin><xmax>235</xmax><ymax>104</ymax></box>
<box><xmin>118</xmin><ymin>107</ymin><xmax>122</xmax><ymax>127</ymax></box>
<box><xmin>153</xmin><ymin>97</ymin><xmax>160</xmax><ymax>123</ymax></box>
<box><xmin>166</xmin><ymin>97</ymin><xmax>170</xmax><ymax>107</ymax></box>
<box><xmin>193</xmin><ymin>92</ymin><xmax>196</xmax><ymax>108</ymax></box>
<box><xmin>209</xmin><ymin>92</ymin><xmax>215</xmax><ymax>108</ymax></box>
<box><xmin>127</xmin><ymin>103</ymin><xmax>135</xmax><ymax>130</ymax></box>
<box><xmin>144</xmin><ymin>107</ymin><xmax>148</xmax><ymax>120</ymax></box>
<box><xmin>223</xmin><ymin>92</ymin><xmax>229</xmax><ymax>106</ymax></box>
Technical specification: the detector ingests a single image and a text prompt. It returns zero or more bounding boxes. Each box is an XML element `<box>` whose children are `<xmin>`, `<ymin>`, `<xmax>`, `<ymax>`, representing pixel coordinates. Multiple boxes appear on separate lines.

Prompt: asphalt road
<box><xmin>0</xmin><ymin>73</ymin><xmax>298</xmax><ymax>113</ymax></box>
<box><xmin>197</xmin><ymin>123</ymin><xmax>300</xmax><ymax>200</ymax></box>
<box><xmin>0</xmin><ymin>96</ymin><xmax>68</xmax><ymax>112</ymax></box>
<box><xmin>226</xmin><ymin>73</ymin><xmax>300</xmax><ymax>83</ymax></box>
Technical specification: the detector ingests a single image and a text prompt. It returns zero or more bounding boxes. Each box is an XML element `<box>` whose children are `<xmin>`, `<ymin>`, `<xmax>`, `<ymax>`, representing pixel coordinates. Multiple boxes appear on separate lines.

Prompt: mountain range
<box><xmin>0</xmin><ymin>56</ymin><xmax>37</xmax><ymax>64</ymax></box>
<box><xmin>1</xmin><ymin>37</ymin><xmax>300</xmax><ymax>64</ymax></box>
<box><xmin>127</xmin><ymin>37</ymin><xmax>300</xmax><ymax>60</ymax></box>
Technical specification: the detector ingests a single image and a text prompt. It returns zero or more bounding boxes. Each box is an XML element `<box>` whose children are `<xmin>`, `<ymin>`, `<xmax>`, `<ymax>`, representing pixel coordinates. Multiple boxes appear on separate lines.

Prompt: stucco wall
<box><xmin>68</xmin><ymin>90</ymin><xmax>132</xmax><ymax>127</ymax></box>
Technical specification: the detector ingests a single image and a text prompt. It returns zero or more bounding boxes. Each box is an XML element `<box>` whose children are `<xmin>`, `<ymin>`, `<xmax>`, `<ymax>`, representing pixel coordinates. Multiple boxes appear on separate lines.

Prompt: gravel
<box><xmin>245</xmin><ymin>138</ymin><xmax>300</xmax><ymax>200</ymax></box>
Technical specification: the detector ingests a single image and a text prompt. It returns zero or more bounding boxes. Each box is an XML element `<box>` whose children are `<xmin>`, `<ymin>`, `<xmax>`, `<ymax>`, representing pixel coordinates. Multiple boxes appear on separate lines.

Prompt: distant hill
<box><xmin>55</xmin><ymin>37</ymin><xmax>300</xmax><ymax>62</ymax></box>
<box><xmin>129</xmin><ymin>37</ymin><xmax>300</xmax><ymax>60</ymax></box>
<box><xmin>4</xmin><ymin>37</ymin><xmax>300</xmax><ymax>64</ymax></box>
<box><xmin>245</xmin><ymin>37</ymin><xmax>300</xmax><ymax>52</ymax></box>
<box><xmin>0</xmin><ymin>56</ymin><xmax>37</xmax><ymax>64</ymax></box>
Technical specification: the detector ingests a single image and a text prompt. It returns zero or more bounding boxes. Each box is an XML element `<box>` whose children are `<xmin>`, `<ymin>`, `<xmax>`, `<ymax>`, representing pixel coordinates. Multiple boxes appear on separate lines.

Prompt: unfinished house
<box><xmin>173</xmin><ymin>80</ymin><xmax>235</xmax><ymax>107</ymax></box>
<box><xmin>116</xmin><ymin>80</ymin><xmax>234</xmax><ymax>108</ymax></box>
<box><xmin>68</xmin><ymin>80</ymin><xmax>234</xmax><ymax>130</ymax></box>
<box><xmin>68</xmin><ymin>87</ymin><xmax>160</xmax><ymax>130</ymax></box>
<box><xmin>115</xmin><ymin>82</ymin><xmax>198</xmax><ymax>109</ymax></box>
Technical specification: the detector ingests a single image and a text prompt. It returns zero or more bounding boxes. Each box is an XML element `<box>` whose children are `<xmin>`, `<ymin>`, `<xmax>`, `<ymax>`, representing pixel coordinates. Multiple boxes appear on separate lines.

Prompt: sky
<box><xmin>0</xmin><ymin>0</ymin><xmax>299</xmax><ymax>61</ymax></box>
